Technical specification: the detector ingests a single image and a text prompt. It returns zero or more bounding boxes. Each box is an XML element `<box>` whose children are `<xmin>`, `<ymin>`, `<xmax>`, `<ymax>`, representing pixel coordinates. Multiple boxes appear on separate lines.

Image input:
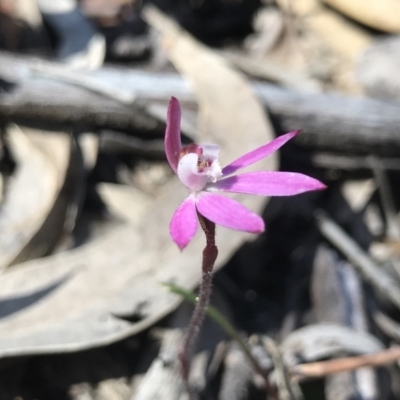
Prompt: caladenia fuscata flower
<box><xmin>165</xmin><ymin>97</ymin><xmax>327</xmax><ymax>250</ymax></box>
<box><xmin>164</xmin><ymin>96</ymin><xmax>326</xmax><ymax>398</ymax></box>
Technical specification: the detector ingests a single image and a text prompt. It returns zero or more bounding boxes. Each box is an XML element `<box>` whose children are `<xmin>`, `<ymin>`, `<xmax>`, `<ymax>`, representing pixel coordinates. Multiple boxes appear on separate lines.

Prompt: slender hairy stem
<box><xmin>165</xmin><ymin>282</ymin><xmax>278</xmax><ymax>399</ymax></box>
<box><xmin>178</xmin><ymin>214</ymin><xmax>218</xmax><ymax>397</ymax></box>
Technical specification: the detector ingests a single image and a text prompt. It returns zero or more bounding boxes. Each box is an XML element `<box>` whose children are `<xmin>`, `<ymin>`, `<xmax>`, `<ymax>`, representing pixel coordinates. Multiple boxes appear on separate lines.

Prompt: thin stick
<box><xmin>30</xmin><ymin>62</ymin><xmax>136</xmax><ymax>104</ymax></box>
<box><xmin>291</xmin><ymin>346</ymin><xmax>400</xmax><ymax>380</ymax></box>
<box><xmin>315</xmin><ymin>211</ymin><xmax>400</xmax><ymax>310</ymax></box>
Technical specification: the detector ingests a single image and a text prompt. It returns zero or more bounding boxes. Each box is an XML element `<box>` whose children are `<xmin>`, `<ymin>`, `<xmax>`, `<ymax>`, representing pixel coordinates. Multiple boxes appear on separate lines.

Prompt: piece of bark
<box><xmin>2</xmin><ymin>52</ymin><xmax>400</xmax><ymax>156</ymax></box>
<box><xmin>252</xmin><ymin>82</ymin><xmax>400</xmax><ymax>156</ymax></box>
<box><xmin>0</xmin><ymin>52</ymin><xmax>161</xmax><ymax>132</ymax></box>
<box><xmin>30</xmin><ymin>62</ymin><xmax>136</xmax><ymax>104</ymax></box>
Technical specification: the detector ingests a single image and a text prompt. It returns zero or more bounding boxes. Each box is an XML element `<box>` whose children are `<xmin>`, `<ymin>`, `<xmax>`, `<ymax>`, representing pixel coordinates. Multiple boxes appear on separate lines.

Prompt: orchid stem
<box><xmin>165</xmin><ymin>282</ymin><xmax>278</xmax><ymax>399</ymax></box>
<box><xmin>178</xmin><ymin>214</ymin><xmax>218</xmax><ymax>398</ymax></box>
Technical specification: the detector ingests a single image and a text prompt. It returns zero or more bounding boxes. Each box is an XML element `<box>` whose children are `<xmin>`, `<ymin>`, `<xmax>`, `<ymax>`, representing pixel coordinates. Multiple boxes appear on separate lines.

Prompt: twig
<box><xmin>30</xmin><ymin>62</ymin><xmax>136</xmax><ymax>104</ymax></box>
<box><xmin>315</xmin><ymin>211</ymin><xmax>400</xmax><ymax>310</ymax></box>
<box><xmin>291</xmin><ymin>346</ymin><xmax>400</xmax><ymax>380</ymax></box>
<box><xmin>264</xmin><ymin>338</ymin><xmax>304</xmax><ymax>400</ymax></box>
<box><xmin>313</xmin><ymin>153</ymin><xmax>400</xmax><ymax>171</ymax></box>
<box><xmin>372</xmin><ymin>306</ymin><xmax>400</xmax><ymax>343</ymax></box>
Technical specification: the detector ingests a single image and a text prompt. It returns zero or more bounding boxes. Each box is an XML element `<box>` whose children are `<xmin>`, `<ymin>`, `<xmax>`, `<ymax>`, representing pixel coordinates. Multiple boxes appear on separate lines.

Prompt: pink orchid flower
<box><xmin>166</xmin><ymin>97</ymin><xmax>326</xmax><ymax>250</ymax></box>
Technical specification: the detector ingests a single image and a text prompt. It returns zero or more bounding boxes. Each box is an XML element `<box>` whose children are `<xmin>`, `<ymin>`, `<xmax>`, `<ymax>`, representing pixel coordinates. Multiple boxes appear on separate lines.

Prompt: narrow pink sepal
<box><xmin>196</xmin><ymin>192</ymin><xmax>265</xmax><ymax>233</ymax></box>
<box><xmin>222</xmin><ymin>130</ymin><xmax>301</xmax><ymax>176</ymax></box>
<box><xmin>208</xmin><ymin>171</ymin><xmax>326</xmax><ymax>196</ymax></box>
<box><xmin>170</xmin><ymin>195</ymin><xmax>198</xmax><ymax>250</ymax></box>
<box><xmin>165</xmin><ymin>97</ymin><xmax>182</xmax><ymax>173</ymax></box>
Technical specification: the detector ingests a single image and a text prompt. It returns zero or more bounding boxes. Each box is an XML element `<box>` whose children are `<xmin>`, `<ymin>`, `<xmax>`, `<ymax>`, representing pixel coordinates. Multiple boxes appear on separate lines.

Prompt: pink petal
<box><xmin>165</xmin><ymin>97</ymin><xmax>182</xmax><ymax>173</ymax></box>
<box><xmin>222</xmin><ymin>130</ymin><xmax>301</xmax><ymax>176</ymax></box>
<box><xmin>208</xmin><ymin>171</ymin><xmax>326</xmax><ymax>196</ymax></box>
<box><xmin>170</xmin><ymin>195</ymin><xmax>198</xmax><ymax>250</ymax></box>
<box><xmin>196</xmin><ymin>192</ymin><xmax>265</xmax><ymax>233</ymax></box>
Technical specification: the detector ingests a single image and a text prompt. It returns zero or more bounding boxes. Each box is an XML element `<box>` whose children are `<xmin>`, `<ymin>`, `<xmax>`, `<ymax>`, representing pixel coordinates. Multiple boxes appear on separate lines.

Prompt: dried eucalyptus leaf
<box><xmin>0</xmin><ymin>125</ymin><xmax>71</xmax><ymax>269</ymax></box>
<box><xmin>280</xmin><ymin>324</ymin><xmax>384</xmax><ymax>365</ymax></box>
